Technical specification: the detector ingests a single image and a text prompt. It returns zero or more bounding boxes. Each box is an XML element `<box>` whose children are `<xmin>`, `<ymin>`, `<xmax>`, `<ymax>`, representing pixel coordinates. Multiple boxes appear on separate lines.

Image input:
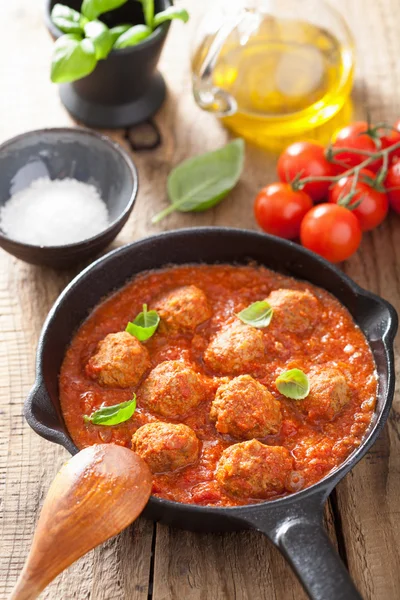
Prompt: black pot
<box><xmin>25</xmin><ymin>228</ymin><xmax>397</xmax><ymax>600</ymax></box>
<box><xmin>45</xmin><ymin>0</ymin><xmax>172</xmax><ymax>128</ymax></box>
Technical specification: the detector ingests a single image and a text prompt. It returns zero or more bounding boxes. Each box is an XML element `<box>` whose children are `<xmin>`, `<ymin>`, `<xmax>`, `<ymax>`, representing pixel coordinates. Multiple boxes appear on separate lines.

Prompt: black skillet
<box><xmin>25</xmin><ymin>228</ymin><xmax>397</xmax><ymax>600</ymax></box>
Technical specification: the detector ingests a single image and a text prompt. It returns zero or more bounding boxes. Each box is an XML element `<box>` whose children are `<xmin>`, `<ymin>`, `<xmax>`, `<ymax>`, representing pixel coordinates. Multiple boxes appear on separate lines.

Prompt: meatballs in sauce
<box><xmin>210</xmin><ymin>375</ymin><xmax>282</xmax><ymax>439</ymax></box>
<box><xmin>216</xmin><ymin>440</ymin><xmax>293</xmax><ymax>498</ymax></box>
<box><xmin>132</xmin><ymin>422</ymin><xmax>200</xmax><ymax>473</ymax></box>
<box><xmin>204</xmin><ymin>320</ymin><xmax>265</xmax><ymax>376</ymax></box>
<box><xmin>138</xmin><ymin>360</ymin><xmax>206</xmax><ymax>419</ymax></box>
<box><xmin>153</xmin><ymin>285</ymin><xmax>212</xmax><ymax>333</ymax></box>
<box><xmin>85</xmin><ymin>331</ymin><xmax>150</xmax><ymax>388</ymax></box>
<box><xmin>60</xmin><ymin>264</ymin><xmax>377</xmax><ymax>507</ymax></box>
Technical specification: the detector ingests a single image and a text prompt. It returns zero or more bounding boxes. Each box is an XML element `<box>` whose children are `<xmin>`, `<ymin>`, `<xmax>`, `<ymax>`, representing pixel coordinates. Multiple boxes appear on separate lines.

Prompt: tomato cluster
<box><xmin>254</xmin><ymin>120</ymin><xmax>400</xmax><ymax>263</ymax></box>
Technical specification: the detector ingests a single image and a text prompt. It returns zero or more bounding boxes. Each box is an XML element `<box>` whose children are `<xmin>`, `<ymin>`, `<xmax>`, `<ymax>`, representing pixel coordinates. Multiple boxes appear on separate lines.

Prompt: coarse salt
<box><xmin>0</xmin><ymin>177</ymin><xmax>109</xmax><ymax>246</ymax></box>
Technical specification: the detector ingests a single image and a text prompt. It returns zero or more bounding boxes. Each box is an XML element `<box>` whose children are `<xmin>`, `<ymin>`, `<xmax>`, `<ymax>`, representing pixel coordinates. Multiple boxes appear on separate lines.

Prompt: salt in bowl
<box><xmin>0</xmin><ymin>128</ymin><xmax>138</xmax><ymax>268</ymax></box>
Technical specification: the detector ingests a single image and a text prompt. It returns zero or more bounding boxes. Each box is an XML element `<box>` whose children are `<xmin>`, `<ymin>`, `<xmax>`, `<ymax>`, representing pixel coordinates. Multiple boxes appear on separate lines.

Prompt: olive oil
<box><xmin>192</xmin><ymin>16</ymin><xmax>354</xmax><ymax>150</ymax></box>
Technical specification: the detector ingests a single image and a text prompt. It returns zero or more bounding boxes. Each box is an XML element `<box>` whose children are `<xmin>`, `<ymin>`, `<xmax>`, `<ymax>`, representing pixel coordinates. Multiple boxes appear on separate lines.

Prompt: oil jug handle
<box><xmin>192</xmin><ymin>14</ymin><xmax>242</xmax><ymax>117</ymax></box>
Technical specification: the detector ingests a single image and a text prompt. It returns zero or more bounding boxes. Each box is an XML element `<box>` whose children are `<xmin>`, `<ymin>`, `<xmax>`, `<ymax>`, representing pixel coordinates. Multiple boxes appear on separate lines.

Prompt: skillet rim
<box><xmin>25</xmin><ymin>226</ymin><xmax>398</xmax><ymax>514</ymax></box>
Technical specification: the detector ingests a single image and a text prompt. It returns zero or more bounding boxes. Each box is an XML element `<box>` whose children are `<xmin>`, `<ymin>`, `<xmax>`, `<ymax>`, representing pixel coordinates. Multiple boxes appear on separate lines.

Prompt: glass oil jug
<box><xmin>191</xmin><ymin>0</ymin><xmax>355</xmax><ymax>150</ymax></box>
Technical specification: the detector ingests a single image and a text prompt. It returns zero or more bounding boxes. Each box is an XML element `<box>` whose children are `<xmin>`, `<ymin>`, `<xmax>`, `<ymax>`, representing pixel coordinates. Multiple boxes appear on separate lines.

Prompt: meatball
<box><xmin>210</xmin><ymin>375</ymin><xmax>282</xmax><ymax>439</ymax></box>
<box><xmin>132</xmin><ymin>422</ymin><xmax>200</xmax><ymax>473</ymax></box>
<box><xmin>267</xmin><ymin>288</ymin><xmax>320</xmax><ymax>335</ymax></box>
<box><xmin>216</xmin><ymin>440</ymin><xmax>293</xmax><ymax>498</ymax></box>
<box><xmin>299</xmin><ymin>368</ymin><xmax>350</xmax><ymax>421</ymax></box>
<box><xmin>85</xmin><ymin>332</ymin><xmax>150</xmax><ymax>388</ymax></box>
<box><xmin>204</xmin><ymin>321</ymin><xmax>265</xmax><ymax>376</ymax></box>
<box><xmin>153</xmin><ymin>285</ymin><xmax>212</xmax><ymax>333</ymax></box>
<box><xmin>138</xmin><ymin>360</ymin><xmax>205</xmax><ymax>418</ymax></box>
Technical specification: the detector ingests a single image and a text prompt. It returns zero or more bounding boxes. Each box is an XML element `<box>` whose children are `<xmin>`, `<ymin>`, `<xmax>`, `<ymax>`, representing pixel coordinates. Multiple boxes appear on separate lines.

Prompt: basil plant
<box><xmin>50</xmin><ymin>0</ymin><xmax>189</xmax><ymax>83</ymax></box>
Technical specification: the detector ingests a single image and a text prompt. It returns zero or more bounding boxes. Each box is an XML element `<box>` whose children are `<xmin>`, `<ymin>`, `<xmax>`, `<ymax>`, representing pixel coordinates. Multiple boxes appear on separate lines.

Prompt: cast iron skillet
<box><xmin>25</xmin><ymin>228</ymin><xmax>397</xmax><ymax>600</ymax></box>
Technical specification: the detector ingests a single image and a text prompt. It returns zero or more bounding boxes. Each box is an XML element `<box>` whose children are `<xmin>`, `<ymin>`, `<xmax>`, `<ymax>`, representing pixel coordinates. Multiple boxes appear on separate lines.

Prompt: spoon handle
<box><xmin>9</xmin><ymin>567</ymin><xmax>42</xmax><ymax>600</ymax></box>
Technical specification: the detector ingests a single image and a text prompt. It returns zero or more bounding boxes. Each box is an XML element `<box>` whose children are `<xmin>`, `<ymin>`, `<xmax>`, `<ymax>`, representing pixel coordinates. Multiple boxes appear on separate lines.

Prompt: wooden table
<box><xmin>1</xmin><ymin>0</ymin><xmax>400</xmax><ymax>598</ymax></box>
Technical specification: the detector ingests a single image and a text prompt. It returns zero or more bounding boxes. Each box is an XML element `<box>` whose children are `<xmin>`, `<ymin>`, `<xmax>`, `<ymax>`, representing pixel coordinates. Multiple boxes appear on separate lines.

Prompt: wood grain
<box><xmin>1</xmin><ymin>0</ymin><xmax>399</xmax><ymax>598</ymax></box>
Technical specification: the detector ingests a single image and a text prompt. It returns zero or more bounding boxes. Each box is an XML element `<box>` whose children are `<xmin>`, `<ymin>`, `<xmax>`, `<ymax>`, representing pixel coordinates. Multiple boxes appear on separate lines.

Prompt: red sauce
<box><xmin>59</xmin><ymin>264</ymin><xmax>377</xmax><ymax>506</ymax></box>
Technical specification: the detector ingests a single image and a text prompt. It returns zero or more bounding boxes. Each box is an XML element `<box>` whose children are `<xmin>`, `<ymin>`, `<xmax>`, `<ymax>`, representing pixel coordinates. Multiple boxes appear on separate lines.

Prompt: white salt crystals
<box><xmin>0</xmin><ymin>177</ymin><xmax>109</xmax><ymax>246</ymax></box>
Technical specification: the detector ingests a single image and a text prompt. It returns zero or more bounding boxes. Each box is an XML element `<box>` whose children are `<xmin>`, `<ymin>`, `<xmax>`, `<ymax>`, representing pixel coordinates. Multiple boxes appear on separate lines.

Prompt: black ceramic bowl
<box><xmin>25</xmin><ymin>228</ymin><xmax>397</xmax><ymax>600</ymax></box>
<box><xmin>0</xmin><ymin>128</ymin><xmax>138</xmax><ymax>268</ymax></box>
<box><xmin>45</xmin><ymin>0</ymin><xmax>171</xmax><ymax>128</ymax></box>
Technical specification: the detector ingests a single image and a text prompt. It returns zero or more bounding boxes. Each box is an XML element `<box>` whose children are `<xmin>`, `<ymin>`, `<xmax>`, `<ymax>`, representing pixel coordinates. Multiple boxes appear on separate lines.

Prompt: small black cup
<box><xmin>0</xmin><ymin>128</ymin><xmax>138</xmax><ymax>268</ymax></box>
<box><xmin>45</xmin><ymin>0</ymin><xmax>172</xmax><ymax>128</ymax></box>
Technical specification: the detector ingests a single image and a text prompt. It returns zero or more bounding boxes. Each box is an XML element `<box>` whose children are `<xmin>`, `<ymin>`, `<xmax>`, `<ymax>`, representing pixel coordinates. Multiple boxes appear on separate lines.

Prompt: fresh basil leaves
<box><xmin>114</xmin><ymin>24</ymin><xmax>152</xmax><ymax>49</ymax></box>
<box><xmin>153</xmin><ymin>6</ymin><xmax>189</xmax><ymax>27</ymax></box>
<box><xmin>83</xmin><ymin>396</ymin><xmax>137</xmax><ymax>426</ymax></box>
<box><xmin>81</xmin><ymin>0</ymin><xmax>128</xmax><ymax>21</ymax></box>
<box><xmin>51</xmin><ymin>0</ymin><xmax>189</xmax><ymax>83</ymax></box>
<box><xmin>236</xmin><ymin>300</ymin><xmax>273</xmax><ymax>329</ymax></box>
<box><xmin>84</xmin><ymin>20</ymin><xmax>113</xmax><ymax>59</ymax></box>
<box><xmin>138</xmin><ymin>1</ymin><xmax>189</xmax><ymax>29</ymax></box>
<box><xmin>51</xmin><ymin>35</ymin><xmax>97</xmax><ymax>83</ymax></box>
<box><xmin>275</xmin><ymin>369</ymin><xmax>310</xmax><ymax>400</ymax></box>
<box><xmin>138</xmin><ymin>0</ymin><xmax>154</xmax><ymax>28</ymax></box>
<box><xmin>152</xmin><ymin>139</ymin><xmax>245</xmax><ymax>223</ymax></box>
<box><xmin>126</xmin><ymin>304</ymin><xmax>160</xmax><ymax>341</ymax></box>
<box><xmin>109</xmin><ymin>23</ymin><xmax>131</xmax><ymax>44</ymax></box>
<box><xmin>51</xmin><ymin>4</ymin><xmax>87</xmax><ymax>34</ymax></box>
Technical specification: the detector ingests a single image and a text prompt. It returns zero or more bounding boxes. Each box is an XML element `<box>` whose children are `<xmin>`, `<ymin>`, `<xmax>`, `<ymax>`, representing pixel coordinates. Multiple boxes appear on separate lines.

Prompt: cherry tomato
<box><xmin>380</xmin><ymin>119</ymin><xmax>400</xmax><ymax>162</ymax></box>
<box><xmin>300</xmin><ymin>204</ymin><xmax>362</xmax><ymax>263</ymax></box>
<box><xmin>385</xmin><ymin>160</ymin><xmax>400</xmax><ymax>213</ymax></box>
<box><xmin>329</xmin><ymin>169</ymin><xmax>388</xmax><ymax>231</ymax></box>
<box><xmin>277</xmin><ymin>142</ymin><xmax>338</xmax><ymax>202</ymax></box>
<box><xmin>254</xmin><ymin>183</ymin><xmax>313</xmax><ymax>240</ymax></box>
<box><xmin>332</xmin><ymin>121</ymin><xmax>382</xmax><ymax>172</ymax></box>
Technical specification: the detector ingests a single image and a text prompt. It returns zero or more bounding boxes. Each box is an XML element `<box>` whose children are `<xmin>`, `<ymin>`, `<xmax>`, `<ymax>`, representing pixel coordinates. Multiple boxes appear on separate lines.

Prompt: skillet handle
<box><xmin>272</xmin><ymin>515</ymin><xmax>363</xmax><ymax>600</ymax></box>
<box><xmin>241</xmin><ymin>496</ymin><xmax>363</xmax><ymax>600</ymax></box>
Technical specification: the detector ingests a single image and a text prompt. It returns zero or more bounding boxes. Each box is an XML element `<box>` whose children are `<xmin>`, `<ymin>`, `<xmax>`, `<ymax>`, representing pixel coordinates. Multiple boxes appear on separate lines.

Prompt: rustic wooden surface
<box><xmin>1</xmin><ymin>0</ymin><xmax>400</xmax><ymax>598</ymax></box>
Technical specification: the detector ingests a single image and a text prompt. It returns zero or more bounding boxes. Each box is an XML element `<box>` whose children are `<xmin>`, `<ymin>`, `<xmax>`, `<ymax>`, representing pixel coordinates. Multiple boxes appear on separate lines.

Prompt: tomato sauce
<box><xmin>59</xmin><ymin>264</ymin><xmax>377</xmax><ymax>506</ymax></box>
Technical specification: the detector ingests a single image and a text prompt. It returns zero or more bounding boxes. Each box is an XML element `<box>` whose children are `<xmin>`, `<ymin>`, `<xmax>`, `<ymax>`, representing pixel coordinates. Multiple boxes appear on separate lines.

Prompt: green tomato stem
<box><xmin>298</xmin><ymin>140</ymin><xmax>400</xmax><ymax>189</ymax></box>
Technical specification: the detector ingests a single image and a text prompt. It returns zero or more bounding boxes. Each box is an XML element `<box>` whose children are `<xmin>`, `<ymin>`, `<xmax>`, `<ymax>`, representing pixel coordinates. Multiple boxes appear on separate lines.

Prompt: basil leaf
<box><xmin>84</xmin><ymin>20</ymin><xmax>113</xmax><ymax>59</ymax></box>
<box><xmin>51</xmin><ymin>35</ymin><xmax>97</xmax><ymax>83</ymax></box>
<box><xmin>138</xmin><ymin>0</ymin><xmax>154</xmax><ymax>28</ymax></box>
<box><xmin>275</xmin><ymin>369</ymin><xmax>310</xmax><ymax>400</ymax></box>
<box><xmin>153</xmin><ymin>7</ymin><xmax>189</xmax><ymax>28</ymax></box>
<box><xmin>110</xmin><ymin>23</ymin><xmax>131</xmax><ymax>45</ymax></box>
<box><xmin>51</xmin><ymin>4</ymin><xmax>87</xmax><ymax>34</ymax></box>
<box><xmin>152</xmin><ymin>139</ymin><xmax>245</xmax><ymax>223</ymax></box>
<box><xmin>83</xmin><ymin>396</ymin><xmax>136</xmax><ymax>426</ymax></box>
<box><xmin>126</xmin><ymin>304</ymin><xmax>160</xmax><ymax>341</ymax></box>
<box><xmin>81</xmin><ymin>0</ymin><xmax>128</xmax><ymax>21</ymax></box>
<box><xmin>113</xmin><ymin>24</ymin><xmax>152</xmax><ymax>49</ymax></box>
<box><xmin>236</xmin><ymin>300</ymin><xmax>273</xmax><ymax>329</ymax></box>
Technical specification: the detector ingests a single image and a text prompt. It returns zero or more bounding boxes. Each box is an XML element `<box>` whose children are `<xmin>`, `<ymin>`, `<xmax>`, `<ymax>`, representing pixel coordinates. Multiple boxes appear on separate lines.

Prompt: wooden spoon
<box><xmin>10</xmin><ymin>444</ymin><xmax>152</xmax><ymax>600</ymax></box>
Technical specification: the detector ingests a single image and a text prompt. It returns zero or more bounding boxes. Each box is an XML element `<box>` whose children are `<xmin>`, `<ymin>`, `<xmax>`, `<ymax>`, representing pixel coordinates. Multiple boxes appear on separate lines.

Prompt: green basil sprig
<box><xmin>50</xmin><ymin>1</ymin><xmax>189</xmax><ymax>83</ymax></box>
<box><xmin>275</xmin><ymin>369</ymin><xmax>310</xmax><ymax>400</ymax></box>
<box><xmin>236</xmin><ymin>300</ymin><xmax>273</xmax><ymax>329</ymax></box>
<box><xmin>114</xmin><ymin>24</ymin><xmax>153</xmax><ymax>49</ymax></box>
<box><xmin>138</xmin><ymin>0</ymin><xmax>154</xmax><ymax>27</ymax></box>
<box><xmin>152</xmin><ymin>139</ymin><xmax>245</xmax><ymax>224</ymax></box>
<box><xmin>81</xmin><ymin>0</ymin><xmax>128</xmax><ymax>21</ymax></box>
<box><xmin>153</xmin><ymin>6</ymin><xmax>189</xmax><ymax>27</ymax></box>
<box><xmin>109</xmin><ymin>23</ymin><xmax>131</xmax><ymax>44</ymax></box>
<box><xmin>84</xmin><ymin>20</ymin><xmax>113</xmax><ymax>59</ymax></box>
<box><xmin>51</xmin><ymin>4</ymin><xmax>88</xmax><ymax>33</ymax></box>
<box><xmin>126</xmin><ymin>304</ymin><xmax>160</xmax><ymax>341</ymax></box>
<box><xmin>84</xmin><ymin>396</ymin><xmax>137</xmax><ymax>426</ymax></box>
<box><xmin>51</xmin><ymin>34</ymin><xmax>97</xmax><ymax>83</ymax></box>
<box><xmin>138</xmin><ymin>0</ymin><xmax>189</xmax><ymax>29</ymax></box>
